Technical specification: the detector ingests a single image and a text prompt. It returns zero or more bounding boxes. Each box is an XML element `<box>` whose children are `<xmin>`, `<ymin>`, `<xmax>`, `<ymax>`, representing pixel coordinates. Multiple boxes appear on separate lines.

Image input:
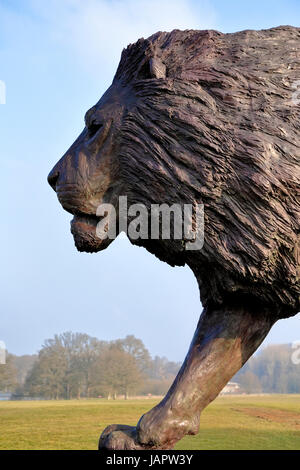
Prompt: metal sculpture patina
<box><xmin>48</xmin><ymin>26</ymin><xmax>300</xmax><ymax>450</ymax></box>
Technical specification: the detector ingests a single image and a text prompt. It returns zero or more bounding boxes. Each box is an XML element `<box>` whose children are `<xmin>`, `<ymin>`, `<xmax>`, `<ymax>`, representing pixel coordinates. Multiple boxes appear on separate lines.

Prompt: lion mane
<box><xmin>112</xmin><ymin>26</ymin><xmax>299</xmax><ymax>318</ymax></box>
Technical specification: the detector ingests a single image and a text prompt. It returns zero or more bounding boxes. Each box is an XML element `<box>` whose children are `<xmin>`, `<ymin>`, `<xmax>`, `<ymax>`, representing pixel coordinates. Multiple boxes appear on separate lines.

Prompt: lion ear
<box><xmin>149</xmin><ymin>57</ymin><xmax>166</xmax><ymax>79</ymax></box>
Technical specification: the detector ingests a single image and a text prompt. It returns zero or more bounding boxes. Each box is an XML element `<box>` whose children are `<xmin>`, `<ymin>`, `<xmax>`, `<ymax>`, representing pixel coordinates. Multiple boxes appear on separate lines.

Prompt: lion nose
<box><xmin>47</xmin><ymin>168</ymin><xmax>59</xmax><ymax>191</ymax></box>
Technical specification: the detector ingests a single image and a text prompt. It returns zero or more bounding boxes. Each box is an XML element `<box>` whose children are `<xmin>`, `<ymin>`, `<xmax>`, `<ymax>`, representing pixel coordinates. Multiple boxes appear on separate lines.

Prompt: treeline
<box><xmin>235</xmin><ymin>344</ymin><xmax>300</xmax><ymax>394</ymax></box>
<box><xmin>1</xmin><ymin>337</ymin><xmax>299</xmax><ymax>399</ymax></box>
<box><xmin>0</xmin><ymin>333</ymin><xmax>181</xmax><ymax>399</ymax></box>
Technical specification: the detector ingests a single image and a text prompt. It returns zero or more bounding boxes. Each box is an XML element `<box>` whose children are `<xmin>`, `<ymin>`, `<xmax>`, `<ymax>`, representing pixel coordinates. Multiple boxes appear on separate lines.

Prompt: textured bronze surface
<box><xmin>48</xmin><ymin>26</ymin><xmax>300</xmax><ymax>449</ymax></box>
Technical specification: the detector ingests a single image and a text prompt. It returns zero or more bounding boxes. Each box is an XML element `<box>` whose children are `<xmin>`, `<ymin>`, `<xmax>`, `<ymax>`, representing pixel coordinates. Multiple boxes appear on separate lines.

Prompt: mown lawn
<box><xmin>0</xmin><ymin>395</ymin><xmax>300</xmax><ymax>450</ymax></box>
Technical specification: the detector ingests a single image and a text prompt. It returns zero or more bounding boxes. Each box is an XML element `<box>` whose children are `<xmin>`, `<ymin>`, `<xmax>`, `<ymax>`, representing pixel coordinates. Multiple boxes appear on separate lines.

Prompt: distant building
<box><xmin>220</xmin><ymin>382</ymin><xmax>240</xmax><ymax>395</ymax></box>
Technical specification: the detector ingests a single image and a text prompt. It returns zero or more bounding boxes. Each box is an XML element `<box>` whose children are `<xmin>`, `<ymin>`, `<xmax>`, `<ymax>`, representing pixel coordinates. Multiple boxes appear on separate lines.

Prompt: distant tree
<box><xmin>139</xmin><ymin>378</ymin><xmax>174</xmax><ymax>396</ymax></box>
<box><xmin>148</xmin><ymin>356</ymin><xmax>181</xmax><ymax>380</ymax></box>
<box><xmin>252</xmin><ymin>345</ymin><xmax>291</xmax><ymax>393</ymax></box>
<box><xmin>25</xmin><ymin>343</ymin><xmax>67</xmax><ymax>399</ymax></box>
<box><xmin>239</xmin><ymin>371</ymin><xmax>262</xmax><ymax>394</ymax></box>
<box><xmin>25</xmin><ymin>332</ymin><xmax>104</xmax><ymax>399</ymax></box>
<box><xmin>13</xmin><ymin>354</ymin><xmax>37</xmax><ymax>385</ymax></box>
<box><xmin>0</xmin><ymin>353</ymin><xmax>18</xmax><ymax>392</ymax></box>
<box><xmin>235</xmin><ymin>344</ymin><xmax>300</xmax><ymax>394</ymax></box>
<box><xmin>113</xmin><ymin>335</ymin><xmax>152</xmax><ymax>374</ymax></box>
<box><xmin>60</xmin><ymin>333</ymin><xmax>106</xmax><ymax>398</ymax></box>
<box><xmin>90</xmin><ymin>345</ymin><xmax>143</xmax><ymax>399</ymax></box>
<box><xmin>287</xmin><ymin>371</ymin><xmax>300</xmax><ymax>393</ymax></box>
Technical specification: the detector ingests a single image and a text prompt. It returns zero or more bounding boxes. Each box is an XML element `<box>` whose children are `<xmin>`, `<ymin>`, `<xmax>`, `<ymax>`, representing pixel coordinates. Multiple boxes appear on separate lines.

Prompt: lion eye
<box><xmin>88</xmin><ymin>122</ymin><xmax>103</xmax><ymax>138</ymax></box>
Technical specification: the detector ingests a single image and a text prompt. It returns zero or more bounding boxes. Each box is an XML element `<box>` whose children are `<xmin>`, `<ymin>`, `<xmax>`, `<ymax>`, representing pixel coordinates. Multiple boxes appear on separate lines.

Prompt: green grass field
<box><xmin>0</xmin><ymin>395</ymin><xmax>300</xmax><ymax>450</ymax></box>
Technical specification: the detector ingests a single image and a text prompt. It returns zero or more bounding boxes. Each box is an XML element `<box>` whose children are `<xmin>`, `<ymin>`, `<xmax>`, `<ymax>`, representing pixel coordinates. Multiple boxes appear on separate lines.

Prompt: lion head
<box><xmin>48</xmin><ymin>26</ymin><xmax>300</xmax><ymax>318</ymax></box>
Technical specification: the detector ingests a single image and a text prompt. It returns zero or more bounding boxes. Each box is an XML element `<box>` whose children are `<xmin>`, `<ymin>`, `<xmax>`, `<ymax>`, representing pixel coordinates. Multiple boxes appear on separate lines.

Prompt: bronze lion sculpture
<box><xmin>48</xmin><ymin>26</ymin><xmax>300</xmax><ymax>450</ymax></box>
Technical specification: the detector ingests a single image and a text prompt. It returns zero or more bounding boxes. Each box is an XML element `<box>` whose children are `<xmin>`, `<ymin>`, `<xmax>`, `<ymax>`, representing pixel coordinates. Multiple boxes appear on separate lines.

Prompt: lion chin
<box><xmin>70</xmin><ymin>214</ymin><xmax>113</xmax><ymax>253</ymax></box>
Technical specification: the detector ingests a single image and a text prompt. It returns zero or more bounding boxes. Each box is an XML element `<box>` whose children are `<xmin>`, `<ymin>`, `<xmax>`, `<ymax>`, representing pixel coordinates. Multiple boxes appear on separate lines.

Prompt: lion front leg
<box><xmin>99</xmin><ymin>302</ymin><xmax>275</xmax><ymax>450</ymax></box>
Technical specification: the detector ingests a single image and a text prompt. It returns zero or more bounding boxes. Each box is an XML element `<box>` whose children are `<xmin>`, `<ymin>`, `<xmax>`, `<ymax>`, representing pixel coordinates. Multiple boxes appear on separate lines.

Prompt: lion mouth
<box><xmin>72</xmin><ymin>213</ymin><xmax>99</xmax><ymax>230</ymax></box>
<box><xmin>70</xmin><ymin>212</ymin><xmax>112</xmax><ymax>253</ymax></box>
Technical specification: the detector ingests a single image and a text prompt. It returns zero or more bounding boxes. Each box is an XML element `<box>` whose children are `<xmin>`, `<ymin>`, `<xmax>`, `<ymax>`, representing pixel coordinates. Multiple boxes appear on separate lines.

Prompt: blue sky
<box><xmin>0</xmin><ymin>0</ymin><xmax>299</xmax><ymax>361</ymax></box>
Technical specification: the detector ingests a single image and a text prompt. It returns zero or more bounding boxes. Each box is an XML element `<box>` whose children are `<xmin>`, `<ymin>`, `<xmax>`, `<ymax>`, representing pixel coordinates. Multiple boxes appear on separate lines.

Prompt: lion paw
<box><xmin>98</xmin><ymin>424</ymin><xmax>144</xmax><ymax>450</ymax></box>
<box><xmin>98</xmin><ymin>424</ymin><xmax>171</xmax><ymax>450</ymax></box>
